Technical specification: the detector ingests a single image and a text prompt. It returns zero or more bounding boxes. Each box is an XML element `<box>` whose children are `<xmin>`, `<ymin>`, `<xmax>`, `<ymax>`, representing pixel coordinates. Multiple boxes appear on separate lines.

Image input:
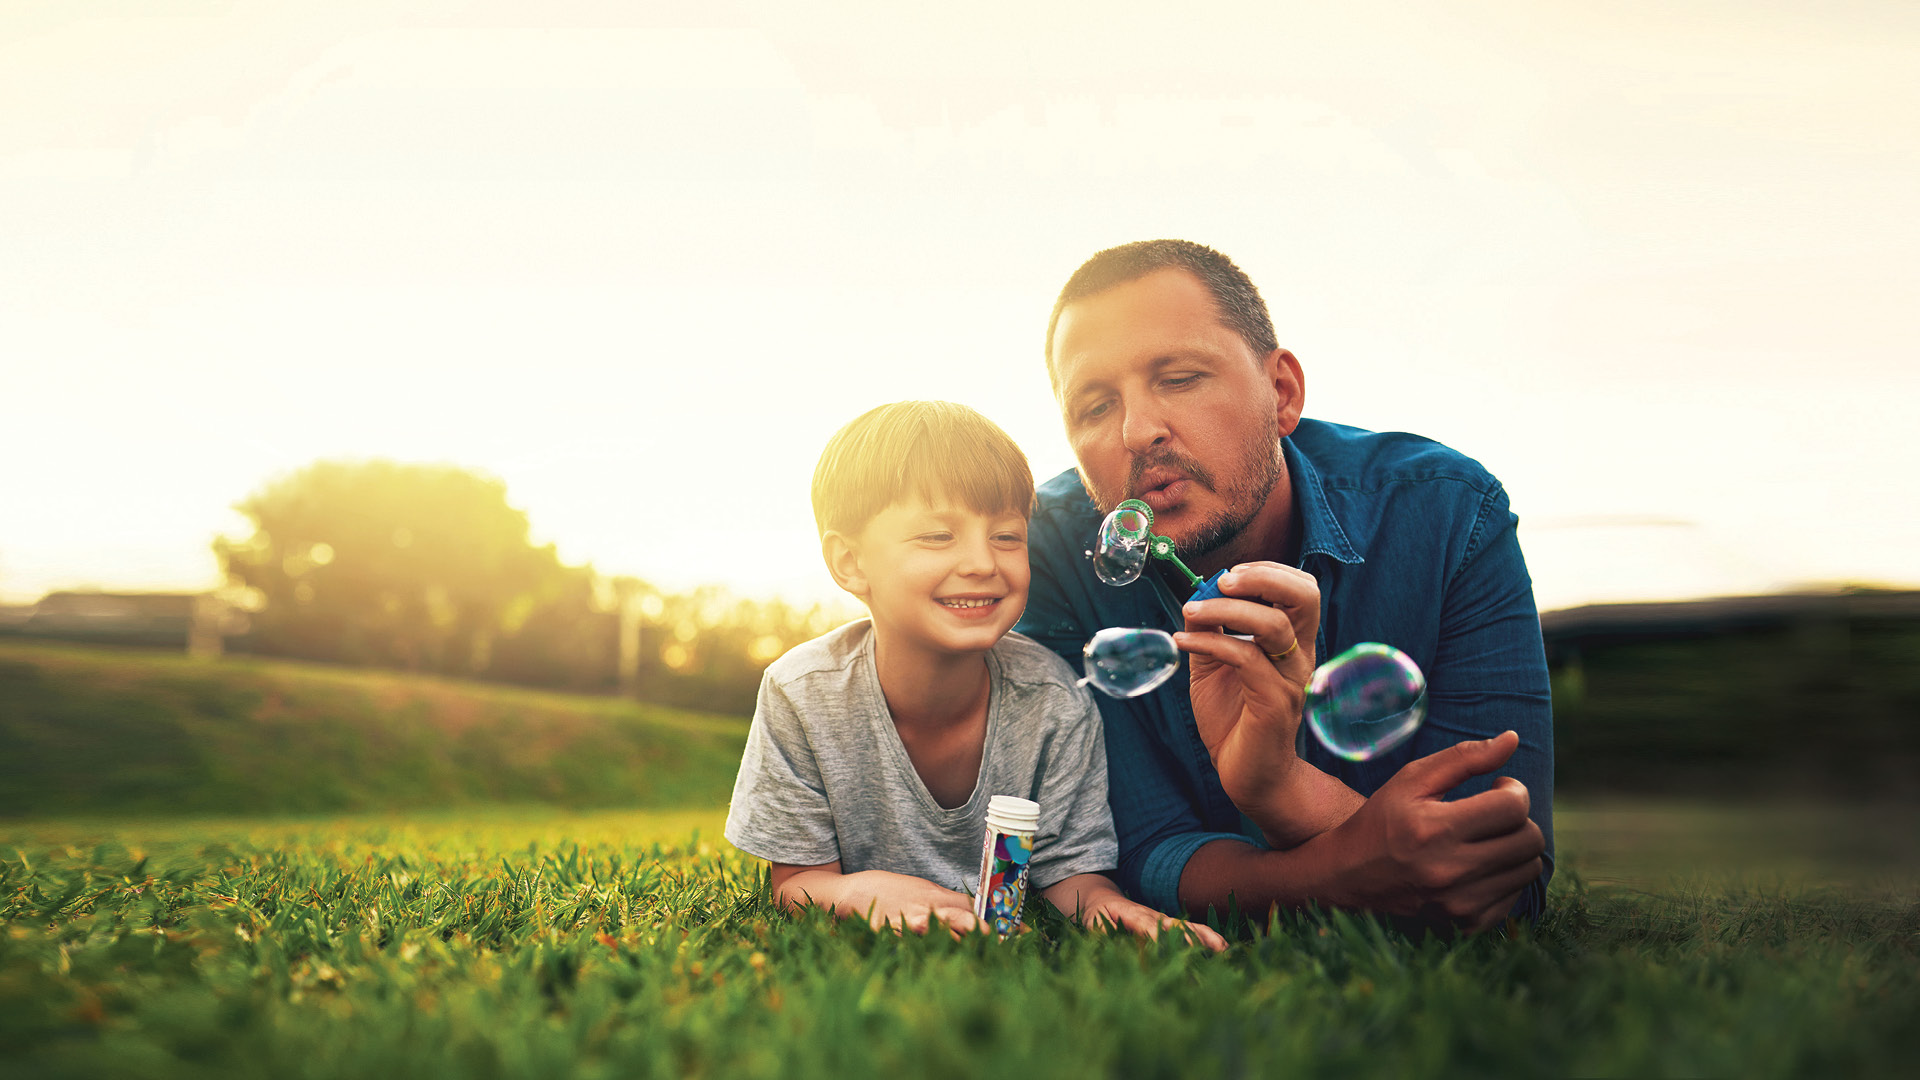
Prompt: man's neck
<box><xmin>1190</xmin><ymin>460</ymin><xmax>1299</xmax><ymax>575</ymax></box>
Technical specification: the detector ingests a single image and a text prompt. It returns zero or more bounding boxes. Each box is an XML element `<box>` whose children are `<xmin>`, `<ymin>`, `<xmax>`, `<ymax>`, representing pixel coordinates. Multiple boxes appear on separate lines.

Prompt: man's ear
<box><xmin>1266</xmin><ymin>348</ymin><xmax>1306</xmax><ymax>437</ymax></box>
<box><xmin>821</xmin><ymin>530</ymin><xmax>869</xmax><ymax>598</ymax></box>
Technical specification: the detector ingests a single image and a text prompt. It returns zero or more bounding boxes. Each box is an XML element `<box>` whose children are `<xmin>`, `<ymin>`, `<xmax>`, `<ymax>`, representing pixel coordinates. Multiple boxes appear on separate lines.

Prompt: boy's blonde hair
<box><xmin>812</xmin><ymin>401</ymin><xmax>1035</xmax><ymax>538</ymax></box>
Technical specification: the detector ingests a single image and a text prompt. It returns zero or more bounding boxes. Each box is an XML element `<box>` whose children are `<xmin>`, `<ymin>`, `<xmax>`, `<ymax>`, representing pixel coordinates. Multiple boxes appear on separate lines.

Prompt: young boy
<box><xmin>724</xmin><ymin>401</ymin><xmax>1224</xmax><ymax>949</ymax></box>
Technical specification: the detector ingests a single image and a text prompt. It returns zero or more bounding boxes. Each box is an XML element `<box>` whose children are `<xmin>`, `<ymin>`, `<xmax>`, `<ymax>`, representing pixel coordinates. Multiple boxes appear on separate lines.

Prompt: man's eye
<box><xmin>1079</xmin><ymin>399</ymin><xmax>1113</xmax><ymax>423</ymax></box>
<box><xmin>1163</xmin><ymin>374</ymin><xmax>1201</xmax><ymax>390</ymax></box>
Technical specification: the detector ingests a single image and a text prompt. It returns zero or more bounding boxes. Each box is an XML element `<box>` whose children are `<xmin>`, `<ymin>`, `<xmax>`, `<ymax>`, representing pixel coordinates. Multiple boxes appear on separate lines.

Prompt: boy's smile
<box><xmin>839</xmin><ymin>495</ymin><xmax>1031</xmax><ymax>658</ymax></box>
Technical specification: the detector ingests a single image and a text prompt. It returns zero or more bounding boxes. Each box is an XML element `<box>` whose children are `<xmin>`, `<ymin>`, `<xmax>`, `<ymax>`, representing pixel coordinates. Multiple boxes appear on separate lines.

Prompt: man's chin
<box><xmin>1157</xmin><ymin>504</ymin><xmax>1242</xmax><ymax>562</ymax></box>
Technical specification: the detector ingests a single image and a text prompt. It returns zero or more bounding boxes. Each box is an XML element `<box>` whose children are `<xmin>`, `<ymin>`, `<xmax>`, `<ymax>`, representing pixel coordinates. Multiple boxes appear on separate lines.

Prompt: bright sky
<box><xmin>3</xmin><ymin>0</ymin><xmax>1916</xmax><ymax>613</ymax></box>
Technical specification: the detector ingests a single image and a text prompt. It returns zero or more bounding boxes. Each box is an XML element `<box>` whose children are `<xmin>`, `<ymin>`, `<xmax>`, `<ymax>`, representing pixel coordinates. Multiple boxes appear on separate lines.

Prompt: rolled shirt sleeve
<box><xmin>1422</xmin><ymin>486</ymin><xmax>1555</xmax><ymax>920</ymax></box>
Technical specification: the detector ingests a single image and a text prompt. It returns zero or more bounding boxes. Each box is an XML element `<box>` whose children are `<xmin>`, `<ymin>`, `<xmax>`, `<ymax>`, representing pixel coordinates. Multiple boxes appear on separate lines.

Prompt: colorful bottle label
<box><xmin>974</xmin><ymin>829</ymin><xmax>1034</xmax><ymax>937</ymax></box>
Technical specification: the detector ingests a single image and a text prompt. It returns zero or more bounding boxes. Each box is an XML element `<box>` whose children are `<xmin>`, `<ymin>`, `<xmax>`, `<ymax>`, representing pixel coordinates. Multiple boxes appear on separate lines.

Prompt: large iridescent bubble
<box><xmin>1079</xmin><ymin>627</ymin><xmax>1180</xmax><ymax>698</ymax></box>
<box><xmin>1092</xmin><ymin>504</ymin><xmax>1153</xmax><ymax>586</ymax></box>
<box><xmin>1304</xmin><ymin>643</ymin><xmax>1428</xmax><ymax>761</ymax></box>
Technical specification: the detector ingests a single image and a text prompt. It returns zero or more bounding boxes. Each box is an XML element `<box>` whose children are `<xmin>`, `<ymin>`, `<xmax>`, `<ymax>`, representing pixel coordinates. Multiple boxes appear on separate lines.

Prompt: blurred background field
<box><xmin>8</xmin><ymin>585</ymin><xmax>1918</xmax><ymax>815</ymax></box>
<box><xmin>7</xmin><ymin>608</ymin><xmax>1920</xmax><ymax>906</ymax></box>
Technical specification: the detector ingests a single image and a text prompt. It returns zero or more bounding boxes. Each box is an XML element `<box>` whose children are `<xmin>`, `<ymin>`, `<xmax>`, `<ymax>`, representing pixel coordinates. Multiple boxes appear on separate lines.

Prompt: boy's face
<box><xmin>835</xmin><ymin>494</ymin><xmax>1031</xmax><ymax>659</ymax></box>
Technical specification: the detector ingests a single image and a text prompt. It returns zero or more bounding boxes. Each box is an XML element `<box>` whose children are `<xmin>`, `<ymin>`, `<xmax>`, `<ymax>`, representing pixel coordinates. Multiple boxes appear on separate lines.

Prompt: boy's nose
<box><xmin>956</xmin><ymin>537</ymin><xmax>997</xmax><ymax>576</ymax></box>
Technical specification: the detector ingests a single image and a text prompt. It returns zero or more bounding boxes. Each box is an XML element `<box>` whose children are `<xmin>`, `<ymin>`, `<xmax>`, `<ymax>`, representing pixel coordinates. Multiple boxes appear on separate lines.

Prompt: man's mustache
<box><xmin>1126</xmin><ymin>450</ymin><xmax>1219</xmax><ymax>500</ymax></box>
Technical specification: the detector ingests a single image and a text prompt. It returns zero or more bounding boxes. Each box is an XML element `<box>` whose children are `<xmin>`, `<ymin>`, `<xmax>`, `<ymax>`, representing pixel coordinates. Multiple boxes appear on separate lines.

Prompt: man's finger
<box><xmin>1169</xmin><ymin>916</ymin><xmax>1229</xmax><ymax>952</ymax></box>
<box><xmin>1458</xmin><ymin>823</ymin><xmax>1546</xmax><ymax>882</ymax></box>
<box><xmin>1173</xmin><ymin>628</ymin><xmax>1295</xmax><ymax>677</ymax></box>
<box><xmin>1436</xmin><ymin>779</ymin><xmax>1532</xmax><ymax>842</ymax></box>
<box><xmin>1454</xmin><ymin>858</ymin><xmax>1544</xmax><ymax>934</ymax></box>
<box><xmin>1181</xmin><ymin>597</ymin><xmax>1297</xmax><ymax>645</ymax></box>
<box><xmin>1211</xmin><ymin>562</ymin><xmax>1321</xmax><ymax>618</ymax></box>
<box><xmin>1392</xmin><ymin>731</ymin><xmax>1520</xmax><ymax>799</ymax></box>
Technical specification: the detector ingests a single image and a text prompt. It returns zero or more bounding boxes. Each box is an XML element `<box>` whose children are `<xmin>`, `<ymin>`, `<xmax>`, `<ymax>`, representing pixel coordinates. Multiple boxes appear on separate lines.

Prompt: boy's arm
<box><xmin>1040</xmin><ymin>873</ymin><xmax>1227</xmax><ymax>951</ymax></box>
<box><xmin>770</xmin><ymin>860</ymin><xmax>984</xmax><ymax>936</ymax></box>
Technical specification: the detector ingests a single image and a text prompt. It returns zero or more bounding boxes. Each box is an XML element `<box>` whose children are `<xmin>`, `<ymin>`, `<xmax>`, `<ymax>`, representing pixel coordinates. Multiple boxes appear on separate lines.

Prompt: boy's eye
<box><xmin>919</xmin><ymin>532</ymin><xmax>954</xmax><ymax>543</ymax></box>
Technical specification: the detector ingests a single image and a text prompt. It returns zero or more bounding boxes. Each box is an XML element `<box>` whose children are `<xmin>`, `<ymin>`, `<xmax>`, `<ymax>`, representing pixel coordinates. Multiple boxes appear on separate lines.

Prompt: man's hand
<box><xmin>1042</xmin><ymin>873</ymin><xmax>1228</xmax><ymax>952</ymax></box>
<box><xmin>1178</xmin><ymin>731</ymin><xmax>1545</xmax><ymax>935</ymax></box>
<box><xmin>1320</xmin><ymin>730</ymin><xmax>1544</xmax><ymax>933</ymax></box>
<box><xmin>1175</xmin><ymin>561</ymin><xmax>1335</xmax><ymax>844</ymax></box>
<box><xmin>772</xmin><ymin>862</ymin><xmax>985</xmax><ymax>937</ymax></box>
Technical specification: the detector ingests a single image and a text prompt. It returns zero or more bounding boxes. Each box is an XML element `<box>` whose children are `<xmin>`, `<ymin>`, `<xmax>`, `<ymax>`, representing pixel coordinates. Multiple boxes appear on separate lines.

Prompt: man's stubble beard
<box><xmin>1083</xmin><ymin>410</ymin><xmax>1284</xmax><ymax>562</ymax></box>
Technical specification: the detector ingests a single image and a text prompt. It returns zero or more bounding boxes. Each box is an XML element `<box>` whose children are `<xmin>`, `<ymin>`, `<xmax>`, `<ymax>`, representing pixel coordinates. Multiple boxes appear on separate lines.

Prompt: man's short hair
<box><xmin>812</xmin><ymin>401</ymin><xmax>1035</xmax><ymax>538</ymax></box>
<box><xmin>1044</xmin><ymin>239</ymin><xmax>1278</xmax><ymax>386</ymax></box>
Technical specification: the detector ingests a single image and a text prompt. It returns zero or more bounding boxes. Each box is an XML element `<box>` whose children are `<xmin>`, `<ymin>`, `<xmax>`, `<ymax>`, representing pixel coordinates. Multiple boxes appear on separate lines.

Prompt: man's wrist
<box><xmin>1243</xmin><ymin>760</ymin><xmax>1362</xmax><ymax>850</ymax></box>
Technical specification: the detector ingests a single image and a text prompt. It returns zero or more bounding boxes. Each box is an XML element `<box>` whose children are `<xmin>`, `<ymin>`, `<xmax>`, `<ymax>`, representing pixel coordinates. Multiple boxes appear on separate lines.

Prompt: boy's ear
<box><xmin>821</xmin><ymin>530</ymin><xmax>869</xmax><ymax>598</ymax></box>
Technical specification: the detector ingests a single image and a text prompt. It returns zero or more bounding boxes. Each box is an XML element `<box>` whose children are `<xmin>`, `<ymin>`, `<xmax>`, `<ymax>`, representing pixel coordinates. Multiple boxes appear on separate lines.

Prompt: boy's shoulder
<box><xmin>989</xmin><ymin>629</ymin><xmax>1085</xmax><ymax>696</ymax></box>
<box><xmin>763</xmin><ymin>619</ymin><xmax>873</xmax><ymax>686</ymax></box>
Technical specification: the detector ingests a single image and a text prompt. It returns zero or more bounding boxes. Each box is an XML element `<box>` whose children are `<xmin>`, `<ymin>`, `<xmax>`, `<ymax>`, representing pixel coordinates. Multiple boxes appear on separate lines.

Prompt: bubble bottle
<box><xmin>973</xmin><ymin>795</ymin><xmax>1039</xmax><ymax>938</ymax></box>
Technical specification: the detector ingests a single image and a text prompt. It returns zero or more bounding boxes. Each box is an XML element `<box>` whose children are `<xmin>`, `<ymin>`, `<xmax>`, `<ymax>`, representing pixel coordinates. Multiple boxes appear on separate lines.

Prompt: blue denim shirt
<box><xmin>1016</xmin><ymin>418</ymin><xmax>1554</xmax><ymax>919</ymax></box>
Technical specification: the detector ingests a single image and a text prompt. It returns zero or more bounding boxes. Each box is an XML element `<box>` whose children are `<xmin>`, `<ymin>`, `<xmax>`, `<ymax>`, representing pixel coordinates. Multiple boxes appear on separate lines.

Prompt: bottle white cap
<box><xmin>985</xmin><ymin>795</ymin><xmax>1040</xmax><ymax>834</ymax></box>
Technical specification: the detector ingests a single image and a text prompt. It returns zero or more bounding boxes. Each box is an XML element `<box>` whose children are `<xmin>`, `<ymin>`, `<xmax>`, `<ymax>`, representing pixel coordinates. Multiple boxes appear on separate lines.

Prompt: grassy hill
<box><xmin>0</xmin><ymin>642</ymin><xmax>749</xmax><ymax>818</ymax></box>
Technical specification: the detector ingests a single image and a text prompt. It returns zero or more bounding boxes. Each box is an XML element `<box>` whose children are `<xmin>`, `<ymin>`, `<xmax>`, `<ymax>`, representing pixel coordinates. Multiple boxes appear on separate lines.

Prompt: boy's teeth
<box><xmin>940</xmin><ymin>598</ymin><xmax>995</xmax><ymax>608</ymax></box>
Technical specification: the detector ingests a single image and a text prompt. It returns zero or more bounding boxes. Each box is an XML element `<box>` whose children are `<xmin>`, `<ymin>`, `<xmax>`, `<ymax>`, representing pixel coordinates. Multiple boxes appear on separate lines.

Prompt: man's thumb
<box><xmin>1397</xmin><ymin>730</ymin><xmax>1520</xmax><ymax>797</ymax></box>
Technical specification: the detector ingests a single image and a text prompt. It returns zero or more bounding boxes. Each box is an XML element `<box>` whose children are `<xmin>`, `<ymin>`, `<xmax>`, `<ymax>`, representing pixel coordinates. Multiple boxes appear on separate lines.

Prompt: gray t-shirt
<box><xmin>724</xmin><ymin>620</ymin><xmax>1119</xmax><ymax>893</ymax></box>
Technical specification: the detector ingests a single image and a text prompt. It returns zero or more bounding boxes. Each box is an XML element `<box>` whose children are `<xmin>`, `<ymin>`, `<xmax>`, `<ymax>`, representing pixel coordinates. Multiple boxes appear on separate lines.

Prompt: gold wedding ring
<box><xmin>1265</xmin><ymin>641</ymin><xmax>1298</xmax><ymax>663</ymax></box>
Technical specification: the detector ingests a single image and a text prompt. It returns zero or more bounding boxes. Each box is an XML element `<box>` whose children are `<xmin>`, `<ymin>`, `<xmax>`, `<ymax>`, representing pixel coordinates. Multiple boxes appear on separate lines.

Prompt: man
<box><xmin>1015</xmin><ymin>239</ymin><xmax>1552</xmax><ymax>933</ymax></box>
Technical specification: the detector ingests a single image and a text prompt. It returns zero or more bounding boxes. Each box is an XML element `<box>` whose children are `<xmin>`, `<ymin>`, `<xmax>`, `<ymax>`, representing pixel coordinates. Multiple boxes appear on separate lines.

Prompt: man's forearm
<box><xmin>1176</xmin><ymin>835</ymin><xmax>1363</xmax><ymax>918</ymax></box>
<box><xmin>1244</xmin><ymin>759</ymin><xmax>1364</xmax><ymax>850</ymax></box>
<box><xmin>1177</xmin><ymin>733</ymin><xmax>1548</xmax><ymax>931</ymax></box>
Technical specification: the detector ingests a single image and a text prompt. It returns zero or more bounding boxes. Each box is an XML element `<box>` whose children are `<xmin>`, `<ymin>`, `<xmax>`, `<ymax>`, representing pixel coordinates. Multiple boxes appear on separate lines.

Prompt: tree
<box><xmin>215</xmin><ymin>460</ymin><xmax>563</xmax><ymax>676</ymax></box>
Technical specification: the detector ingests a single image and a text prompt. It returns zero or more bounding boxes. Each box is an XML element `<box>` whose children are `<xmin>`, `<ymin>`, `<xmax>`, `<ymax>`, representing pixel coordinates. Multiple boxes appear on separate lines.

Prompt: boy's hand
<box><xmin>1042</xmin><ymin>873</ymin><xmax>1227</xmax><ymax>952</ymax></box>
<box><xmin>772</xmin><ymin>862</ymin><xmax>985</xmax><ymax>938</ymax></box>
<box><xmin>853</xmin><ymin>872</ymin><xmax>985</xmax><ymax>938</ymax></box>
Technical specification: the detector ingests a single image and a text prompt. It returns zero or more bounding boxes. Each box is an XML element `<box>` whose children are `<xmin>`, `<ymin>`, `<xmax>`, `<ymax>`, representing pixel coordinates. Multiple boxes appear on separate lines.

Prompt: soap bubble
<box><xmin>1093</xmin><ymin>505</ymin><xmax>1153</xmax><ymax>586</ymax></box>
<box><xmin>1079</xmin><ymin>627</ymin><xmax>1180</xmax><ymax>698</ymax></box>
<box><xmin>1305</xmin><ymin>643</ymin><xmax>1427</xmax><ymax>761</ymax></box>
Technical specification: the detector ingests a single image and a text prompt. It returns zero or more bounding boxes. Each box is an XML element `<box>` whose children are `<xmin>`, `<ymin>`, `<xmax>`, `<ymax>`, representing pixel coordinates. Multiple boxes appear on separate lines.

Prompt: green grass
<box><xmin>3</xmin><ymin>808</ymin><xmax>1916</xmax><ymax>1079</ymax></box>
<box><xmin>0</xmin><ymin>642</ymin><xmax>748</xmax><ymax>816</ymax></box>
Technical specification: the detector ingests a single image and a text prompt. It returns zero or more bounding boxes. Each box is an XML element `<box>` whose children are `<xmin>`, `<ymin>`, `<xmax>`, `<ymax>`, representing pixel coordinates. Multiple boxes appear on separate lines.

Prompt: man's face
<box><xmin>1050</xmin><ymin>268</ymin><xmax>1297</xmax><ymax>560</ymax></box>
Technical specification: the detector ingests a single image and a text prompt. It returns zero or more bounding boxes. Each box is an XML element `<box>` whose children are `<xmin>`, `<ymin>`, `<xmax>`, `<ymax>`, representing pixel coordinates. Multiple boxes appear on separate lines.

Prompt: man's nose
<box><xmin>1120</xmin><ymin>395</ymin><xmax>1170</xmax><ymax>455</ymax></box>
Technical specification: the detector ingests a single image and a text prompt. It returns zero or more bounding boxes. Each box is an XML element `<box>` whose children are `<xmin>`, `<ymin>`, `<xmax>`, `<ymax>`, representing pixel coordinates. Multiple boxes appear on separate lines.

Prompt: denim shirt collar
<box><xmin>1283</xmin><ymin>434</ymin><xmax>1364</xmax><ymax>567</ymax></box>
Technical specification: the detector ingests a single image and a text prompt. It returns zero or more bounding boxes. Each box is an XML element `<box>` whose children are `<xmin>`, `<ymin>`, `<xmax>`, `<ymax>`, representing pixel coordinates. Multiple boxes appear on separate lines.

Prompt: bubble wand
<box><xmin>1090</xmin><ymin>498</ymin><xmax>1227</xmax><ymax>601</ymax></box>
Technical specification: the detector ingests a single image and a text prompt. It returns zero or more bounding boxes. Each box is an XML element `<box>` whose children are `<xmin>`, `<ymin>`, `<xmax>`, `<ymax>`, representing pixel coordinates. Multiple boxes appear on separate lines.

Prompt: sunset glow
<box><xmin>4</xmin><ymin>1</ymin><xmax>1915</xmax><ymax>613</ymax></box>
